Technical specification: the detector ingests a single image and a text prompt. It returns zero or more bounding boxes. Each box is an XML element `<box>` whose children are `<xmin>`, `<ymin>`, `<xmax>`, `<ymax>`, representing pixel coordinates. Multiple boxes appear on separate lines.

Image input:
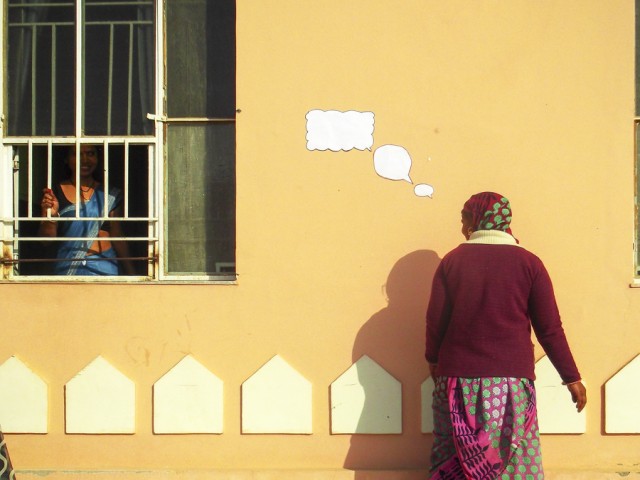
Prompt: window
<box><xmin>0</xmin><ymin>0</ymin><xmax>236</xmax><ymax>281</ymax></box>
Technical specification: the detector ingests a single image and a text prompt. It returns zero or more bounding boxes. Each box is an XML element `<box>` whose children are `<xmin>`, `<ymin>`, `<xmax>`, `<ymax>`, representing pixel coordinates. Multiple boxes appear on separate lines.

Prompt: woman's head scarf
<box><xmin>462</xmin><ymin>192</ymin><xmax>515</xmax><ymax>237</ymax></box>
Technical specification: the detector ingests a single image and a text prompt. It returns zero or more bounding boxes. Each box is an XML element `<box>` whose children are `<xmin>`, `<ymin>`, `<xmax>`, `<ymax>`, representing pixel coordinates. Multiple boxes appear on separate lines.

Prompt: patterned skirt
<box><xmin>430</xmin><ymin>376</ymin><xmax>544</xmax><ymax>480</ymax></box>
<box><xmin>0</xmin><ymin>431</ymin><xmax>16</xmax><ymax>479</ymax></box>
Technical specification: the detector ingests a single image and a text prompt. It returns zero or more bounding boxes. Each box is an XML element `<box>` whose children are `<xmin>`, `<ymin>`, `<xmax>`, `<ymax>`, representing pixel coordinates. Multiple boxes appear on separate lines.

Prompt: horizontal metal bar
<box><xmin>2</xmin><ymin>217</ymin><xmax>158</xmax><ymax>222</ymax></box>
<box><xmin>9</xmin><ymin>2</ymin><xmax>73</xmax><ymax>7</ymax></box>
<box><xmin>3</xmin><ymin>136</ymin><xmax>155</xmax><ymax>144</ymax></box>
<box><xmin>85</xmin><ymin>21</ymin><xmax>153</xmax><ymax>26</ymax></box>
<box><xmin>2</xmin><ymin>256</ymin><xmax>155</xmax><ymax>265</ymax></box>
<box><xmin>9</xmin><ymin>22</ymin><xmax>74</xmax><ymax>27</ymax></box>
<box><xmin>3</xmin><ymin>237</ymin><xmax>157</xmax><ymax>242</ymax></box>
<box><xmin>86</xmin><ymin>1</ymin><xmax>153</xmax><ymax>5</ymax></box>
<box><xmin>148</xmin><ymin>115</ymin><xmax>236</xmax><ymax>123</ymax></box>
<box><xmin>9</xmin><ymin>1</ymin><xmax>152</xmax><ymax>7</ymax></box>
<box><xmin>10</xmin><ymin>22</ymin><xmax>152</xmax><ymax>28</ymax></box>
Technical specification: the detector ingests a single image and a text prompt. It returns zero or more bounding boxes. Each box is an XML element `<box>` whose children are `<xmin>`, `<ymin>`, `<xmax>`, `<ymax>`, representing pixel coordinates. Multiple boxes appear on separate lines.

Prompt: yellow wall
<box><xmin>1</xmin><ymin>0</ymin><xmax>638</xmax><ymax>476</ymax></box>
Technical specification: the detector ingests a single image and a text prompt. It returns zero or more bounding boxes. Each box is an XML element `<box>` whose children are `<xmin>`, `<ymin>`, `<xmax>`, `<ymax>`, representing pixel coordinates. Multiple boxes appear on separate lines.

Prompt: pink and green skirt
<box><xmin>430</xmin><ymin>376</ymin><xmax>544</xmax><ymax>480</ymax></box>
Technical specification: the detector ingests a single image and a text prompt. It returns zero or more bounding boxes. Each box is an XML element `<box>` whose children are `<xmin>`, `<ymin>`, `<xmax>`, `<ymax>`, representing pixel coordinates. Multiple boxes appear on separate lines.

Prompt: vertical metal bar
<box><xmin>103</xmin><ymin>140</ymin><xmax>109</xmax><ymax>218</ymax></box>
<box><xmin>45</xmin><ymin>141</ymin><xmax>53</xmax><ymax>218</ymax></box>
<box><xmin>74</xmin><ymin>141</ymin><xmax>80</xmax><ymax>215</ymax></box>
<box><xmin>51</xmin><ymin>26</ymin><xmax>57</xmax><ymax>135</ymax></box>
<box><xmin>31</xmin><ymin>26</ymin><xmax>37</xmax><ymax>135</ymax></box>
<box><xmin>76</xmin><ymin>1</ymin><xmax>83</xmax><ymax>136</ymax></box>
<box><xmin>127</xmin><ymin>24</ymin><xmax>134</xmax><ymax>135</ymax></box>
<box><xmin>108</xmin><ymin>24</ymin><xmax>115</xmax><ymax>136</ymax></box>
<box><xmin>156</xmin><ymin>0</ymin><xmax>164</xmax><ymax>278</ymax></box>
<box><xmin>44</xmin><ymin>140</ymin><xmax>53</xmax><ymax>218</ymax></box>
<box><xmin>45</xmin><ymin>141</ymin><xmax>51</xmax><ymax>191</ymax></box>
<box><xmin>124</xmin><ymin>140</ymin><xmax>130</xmax><ymax>218</ymax></box>
<box><xmin>0</xmin><ymin>0</ymin><xmax>5</xmax><ymax>141</ymax></box>
<box><xmin>27</xmin><ymin>144</ymin><xmax>33</xmax><ymax>219</ymax></box>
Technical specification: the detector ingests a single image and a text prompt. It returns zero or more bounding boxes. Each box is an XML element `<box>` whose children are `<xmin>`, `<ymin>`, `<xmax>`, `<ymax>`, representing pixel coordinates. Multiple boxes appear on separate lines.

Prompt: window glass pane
<box><xmin>83</xmin><ymin>0</ymin><xmax>155</xmax><ymax>135</ymax></box>
<box><xmin>165</xmin><ymin>124</ymin><xmax>235</xmax><ymax>275</ymax></box>
<box><xmin>7</xmin><ymin>0</ymin><xmax>75</xmax><ymax>136</ymax></box>
<box><xmin>166</xmin><ymin>0</ymin><xmax>236</xmax><ymax>118</ymax></box>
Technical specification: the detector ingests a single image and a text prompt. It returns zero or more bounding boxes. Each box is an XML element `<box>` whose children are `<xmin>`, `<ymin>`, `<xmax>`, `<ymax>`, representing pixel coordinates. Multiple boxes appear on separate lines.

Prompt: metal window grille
<box><xmin>0</xmin><ymin>139</ymin><xmax>158</xmax><ymax>280</ymax></box>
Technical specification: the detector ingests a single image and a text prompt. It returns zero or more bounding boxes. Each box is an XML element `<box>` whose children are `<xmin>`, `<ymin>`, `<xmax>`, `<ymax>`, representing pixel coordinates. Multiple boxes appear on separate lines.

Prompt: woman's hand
<box><xmin>567</xmin><ymin>381</ymin><xmax>587</xmax><ymax>412</ymax></box>
<box><xmin>429</xmin><ymin>363</ymin><xmax>438</xmax><ymax>379</ymax></box>
<box><xmin>40</xmin><ymin>188</ymin><xmax>59</xmax><ymax>217</ymax></box>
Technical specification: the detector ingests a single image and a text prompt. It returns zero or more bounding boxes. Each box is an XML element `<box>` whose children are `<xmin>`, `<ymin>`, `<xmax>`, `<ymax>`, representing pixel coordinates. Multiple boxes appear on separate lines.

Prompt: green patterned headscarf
<box><xmin>462</xmin><ymin>192</ymin><xmax>514</xmax><ymax>235</ymax></box>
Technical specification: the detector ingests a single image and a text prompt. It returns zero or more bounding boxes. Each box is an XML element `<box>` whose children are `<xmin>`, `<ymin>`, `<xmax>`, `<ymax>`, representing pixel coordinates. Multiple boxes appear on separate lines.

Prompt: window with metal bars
<box><xmin>3</xmin><ymin>141</ymin><xmax>155</xmax><ymax>277</ymax></box>
<box><xmin>1</xmin><ymin>0</ymin><xmax>236</xmax><ymax>281</ymax></box>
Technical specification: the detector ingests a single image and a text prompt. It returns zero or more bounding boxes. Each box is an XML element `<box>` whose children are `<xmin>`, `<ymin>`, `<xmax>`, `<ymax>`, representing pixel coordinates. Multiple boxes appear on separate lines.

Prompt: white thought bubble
<box><xmin>373</xmin><ymin>145</ymin><xmax>412</xmax><ymax>183</ymax></box>
<box><xmin>306</xmin><ymin>110</ymin><xmax>375</xmax><ymax>152</ymax></box>
<box><xmin>414</xmin><ymin>183</ymin><xmax>434</xmax><ymax>198</ymax></box>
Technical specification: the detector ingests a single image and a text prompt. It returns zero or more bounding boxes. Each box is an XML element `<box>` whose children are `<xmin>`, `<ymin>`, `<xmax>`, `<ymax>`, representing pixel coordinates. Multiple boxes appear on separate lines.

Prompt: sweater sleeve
<box><xmin>528</xmin><ymin>261</ymin><xmax>581</xmax><ymax>383</ymax></box>
<box><xmin>425</xmin><ymin>261</ymin><xmax>452</xmax><ymax>365</ymax></box>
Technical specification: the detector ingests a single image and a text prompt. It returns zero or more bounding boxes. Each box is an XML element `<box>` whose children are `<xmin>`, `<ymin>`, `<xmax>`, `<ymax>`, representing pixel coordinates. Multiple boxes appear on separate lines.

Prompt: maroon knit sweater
<box><xmin>425</xmin><ymin>241</ymin><xmax>581</xmax><ymax>383</ymax></box>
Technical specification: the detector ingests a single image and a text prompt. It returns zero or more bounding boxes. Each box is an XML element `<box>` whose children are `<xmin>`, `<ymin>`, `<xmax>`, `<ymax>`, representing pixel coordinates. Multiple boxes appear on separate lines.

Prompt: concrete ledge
<box><xmin>14</xmin><ymin>470</ymin><xmax>640</xmax><ymax>480</ymax></box>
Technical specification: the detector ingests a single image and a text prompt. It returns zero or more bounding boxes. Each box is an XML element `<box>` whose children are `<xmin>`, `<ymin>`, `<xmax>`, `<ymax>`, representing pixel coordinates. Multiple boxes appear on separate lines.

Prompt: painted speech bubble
<box><xmin>373</xmin><ymin>145</ymin><xmax>412</xmax><ymax>183</ymax></box>
<box><xmin>306</xmin><ymin>110</ymin><xmax>375</xmax><ymax>152</ymax></box>
<box><xmin>414</xmin><ymin>183</ymin><xmax>434</xmax><ymax>198</ymax></box>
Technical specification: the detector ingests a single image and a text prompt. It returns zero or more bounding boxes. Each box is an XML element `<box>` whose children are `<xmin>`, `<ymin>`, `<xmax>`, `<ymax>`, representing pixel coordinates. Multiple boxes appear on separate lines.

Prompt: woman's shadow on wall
<box><xmin>342</xmin><ymin>249</ymin><xmax>441</xmax><ymax>475</ymax></box>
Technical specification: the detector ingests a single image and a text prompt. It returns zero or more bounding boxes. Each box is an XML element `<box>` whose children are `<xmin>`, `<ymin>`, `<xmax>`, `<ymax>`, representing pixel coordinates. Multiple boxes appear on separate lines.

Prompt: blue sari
<box><xmin>54</xmin><ymin>185</ymin><xmax>121</xmax><ymax>276</ymax></box>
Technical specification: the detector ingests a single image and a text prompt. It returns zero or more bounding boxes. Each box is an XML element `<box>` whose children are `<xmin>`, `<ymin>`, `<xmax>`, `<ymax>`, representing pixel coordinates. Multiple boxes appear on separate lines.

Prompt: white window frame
<box><xmin>633</xmin><ymin>119</ymin><xmax>640</xmax><ymax>286</ymax></box>
<box><xmin>0</xmin><ymin>1</ymin><xmax>236</xmax><ymax>284</ymax></box>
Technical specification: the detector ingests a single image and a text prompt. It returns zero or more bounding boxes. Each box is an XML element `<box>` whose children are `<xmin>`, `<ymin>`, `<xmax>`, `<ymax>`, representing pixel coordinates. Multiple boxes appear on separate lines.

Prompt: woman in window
<box><xmin>425</xmin><ymin>192</ymin><xmax>586</xmax><ymax>479</ymax></box>
<box><xmin>38</xmin><ymin>144</ymin><xmax>134</xmax><ymax>275</ymax></box>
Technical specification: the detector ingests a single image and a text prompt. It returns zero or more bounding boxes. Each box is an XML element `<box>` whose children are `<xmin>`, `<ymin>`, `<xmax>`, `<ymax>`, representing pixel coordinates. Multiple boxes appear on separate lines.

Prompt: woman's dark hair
<box><xmin>56</xmin><ymin>144</ymin><xmax>103</xmax><ymax>181</ymax></box>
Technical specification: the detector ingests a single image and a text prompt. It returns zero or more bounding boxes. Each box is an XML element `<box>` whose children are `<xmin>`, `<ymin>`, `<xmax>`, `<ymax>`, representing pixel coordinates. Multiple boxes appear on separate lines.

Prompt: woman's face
<box><xmin>461</xmin><ymin>211</ymin><xmax>473</xmax><ymax>239</ymax></box>
<box><xmin>67</xmin><ymin>145</ymin><xmax>98</xmax><ymax>179</ymax></box>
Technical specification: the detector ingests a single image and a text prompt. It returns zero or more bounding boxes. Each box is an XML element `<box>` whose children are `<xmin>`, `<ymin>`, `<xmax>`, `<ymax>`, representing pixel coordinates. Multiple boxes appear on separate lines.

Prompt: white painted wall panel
<box><xmin>0</xmin><ymin>356</ymin><xmax>48</xmax><ymax>433</ymax></box>
<box><xmin>153</xmin><ymin>355</ymin><xmax>223</xmax><ymax>434</ymax></box>
<box><xmin>605</xmin><ymin>355</ymin><xmax>640</xmax><ymax>434</ymax></box>
<box><xmin>535</xmin><ymin>356</ymin><xmax>586</xmax><ymax>434</ymax></box>
<box><xmin>330</xmin><ymin>355</ymin><xmax>402</xmax><ymax>434</ymax></box>
<box><xmin>241</xmin><ymin>355</ymin><xmax>312</xmax><ymax>434</ymax></box>
<box><xmin>65</xmin><ymin>356</ymin><xmax>135</xmax><ymax>434</ymax></box>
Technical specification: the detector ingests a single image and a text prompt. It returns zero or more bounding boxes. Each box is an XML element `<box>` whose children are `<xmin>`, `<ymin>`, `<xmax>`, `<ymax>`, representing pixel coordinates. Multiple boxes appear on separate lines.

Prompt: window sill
<box><xmin>0</xmin><ymin>277</ymin><xmax>238</xmax><ymax>285</ymax></box>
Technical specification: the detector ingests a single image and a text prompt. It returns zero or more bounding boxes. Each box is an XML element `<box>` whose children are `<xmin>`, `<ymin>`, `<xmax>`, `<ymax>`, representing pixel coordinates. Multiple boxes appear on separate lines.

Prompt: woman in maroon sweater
<box><xmin>425</xmin><ymin>192</ymin><xmax>586</xmax><ymax>480</ymax></box>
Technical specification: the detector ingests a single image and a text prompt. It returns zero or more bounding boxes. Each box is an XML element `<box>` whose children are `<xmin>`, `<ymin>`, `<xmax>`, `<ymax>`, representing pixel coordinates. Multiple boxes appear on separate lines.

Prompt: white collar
<box><xmin>465</xmin><ymin>230</ymin><xmax>519</xmax><ymax>245</ymax></box>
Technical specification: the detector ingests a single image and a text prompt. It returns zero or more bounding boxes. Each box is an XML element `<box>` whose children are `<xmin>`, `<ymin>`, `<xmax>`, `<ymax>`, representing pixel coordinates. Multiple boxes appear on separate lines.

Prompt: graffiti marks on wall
<box><xmin>306</xmin><ymin>109</ymin><xmax>434</xmax><ymax>198</ymax></box>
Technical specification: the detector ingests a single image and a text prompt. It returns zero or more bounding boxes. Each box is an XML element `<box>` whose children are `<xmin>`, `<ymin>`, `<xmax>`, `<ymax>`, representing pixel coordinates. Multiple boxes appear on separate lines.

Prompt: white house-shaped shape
<box><xmin>0</xmin><ymin>356</ymin><xmax>48</xmax><ymax>433</ymax></box>
<box><xmin>330</xmin><ymin>355</ymin><xmax>402</xmax><ymax>434</ymax></box>
<box><xmin>605</xmin><ymin>354</ymin><xmax>640</xmax><ymax>433</ymax></box>
<box><xmin>65</xmin><ymin>356</ymin><xmax>135</xmax><ymax>434</ymax></box>
<box><xmin>535</xmin><ymin>355</ymin><xmax>586</xmax><ymax>434</ymax></box>
<box><xmin>241</xmin><ymin>355</ymin><xmax>312</xmax><ymax>434</ymax></box>
<box><xmin>153</xmin><ymin>355</ymin><xmax>223</xmax><ymax>434</ymax></box>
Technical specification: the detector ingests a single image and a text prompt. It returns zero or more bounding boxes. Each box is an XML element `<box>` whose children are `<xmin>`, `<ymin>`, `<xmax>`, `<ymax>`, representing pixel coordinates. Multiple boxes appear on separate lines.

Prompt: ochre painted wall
<box><xmin>1</xmin><ymin>0</ymin><xmax>638</xmax><ymax>476</ymax></box>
